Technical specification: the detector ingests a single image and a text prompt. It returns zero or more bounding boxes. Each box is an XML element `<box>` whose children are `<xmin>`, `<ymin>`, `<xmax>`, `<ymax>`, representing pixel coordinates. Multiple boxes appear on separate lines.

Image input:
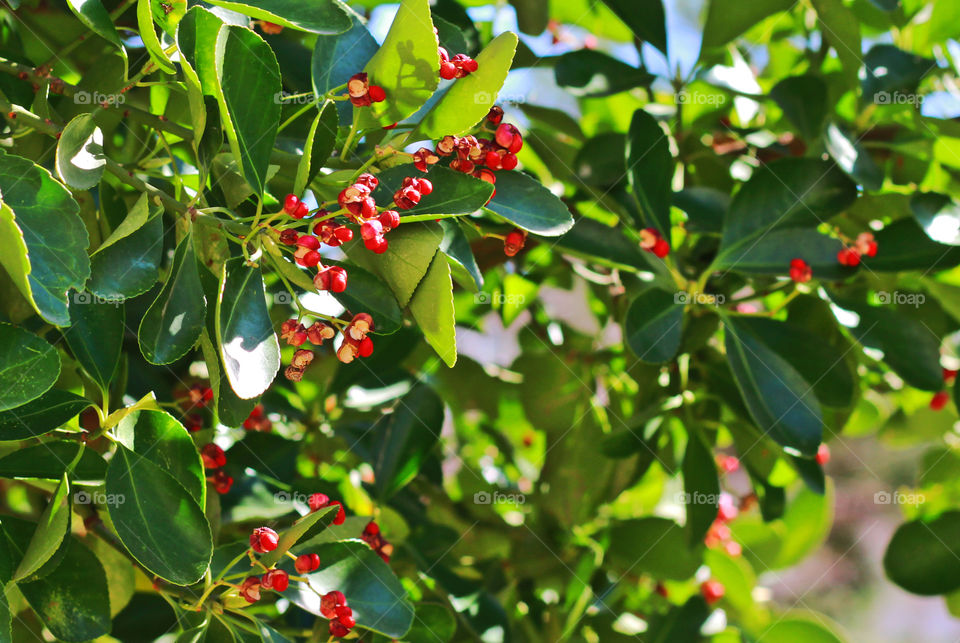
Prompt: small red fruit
<box><xmin>504</xmin><ymin>229</ymin><xmax>526</xmax><ymax>257</ymax></box>
<box><xmin>931</xmin><ymin>390</ymin><xmax>950</xmax><ymax>411</ymax></box>
<box><xmin>201</xmin><ymin>443</ymin><xmax>226</xmax><ymax>469</ymax></box>
<box><xmin>261</xmin><ymin>569</ymin><xmax>289</xmax><ymax>592</ymax></box>
<box><xmin>789</xmin><ymin>258</ymin><xmax>812</xmax><ymax>283</ymax></box>
<box><xmin>283</xmin><ymin>194</ymin><xmax>300</xmax><ymax>215</ymax></box>
<box><xmin>816</xmin><ymin>443</ymin><xmax>831</xmax><ymax>465</ymax></box>
<box><xmin>250</xmin><ymin>527</ymin><xmax>279</xmax><ymax>553</ymax></box>
<box><xmin>700</xmin><ymin>580</ymin><xmax>725</xmax><ymax>605</ymax></box>
<box><xmin>295</xmin><ymin>553</ymin><xmax>321</xmax><ymax>574</ymax></box>
<box><xmin>837</xmin><ymin>247</ymin><xmax>861</xmax><ymax>267</ymax></box>
<box><xmin>240</xmin><ymin>576</ymin><xmax>261</xmax><ymax>603</ymax></box>
<box><xmin>651</xmin><ymin>238</ymin><xmax>671</xmax><ymax>258</ymax></box>
<box><xmin>209</xmin><ymin>470</ymin><xmax>233</xmax><ymax>494</ymax></box>
<box><xmin>308</xmin><ymin>493</ymin><xmax>330</xmax><ymax>512</ymax></box>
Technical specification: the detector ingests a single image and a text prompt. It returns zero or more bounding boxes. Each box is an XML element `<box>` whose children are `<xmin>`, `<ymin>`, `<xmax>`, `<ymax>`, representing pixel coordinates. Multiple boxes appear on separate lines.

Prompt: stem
<box><xmin>398</xmin><ymin>212</ymin><xmax>465</xmax><ymax>224</ymax></box>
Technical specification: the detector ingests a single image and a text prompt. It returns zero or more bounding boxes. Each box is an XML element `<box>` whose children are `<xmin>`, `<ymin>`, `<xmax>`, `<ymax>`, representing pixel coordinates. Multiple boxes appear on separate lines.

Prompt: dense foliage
<box><xmin>0</xmin><ymin>0</ymin><xmax>960</xmax><ymax>640</ymax></box>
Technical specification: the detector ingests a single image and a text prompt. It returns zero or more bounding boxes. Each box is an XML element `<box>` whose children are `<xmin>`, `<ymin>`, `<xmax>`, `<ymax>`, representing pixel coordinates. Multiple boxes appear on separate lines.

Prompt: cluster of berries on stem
<box><xmin>438</xmin><ymin>46</ymin><xmax>478</xmax><ymax>80</ymax></box>
<box><xmin>639</xmin><ymin>227</ymin><xmax>671</xmax><ymax>258</ymax></box>
<box><xmin>321</xmin><ymin>590</ymin><xmax>356</xmax><ymax>638</ymax></box>
<box><xmin>347</xmin><ymin>72</ymin><xmax>386</xmax><ymax>107</ymax></box>
<box><xmin>242</xmin><ymin>403</ymin><xmax>272</xmax><ymax>432</ymax></box>
<box><xmin>201</xmin><ymin>443</ymin><xmax>232</xmax><ymax>494</ymax></box>
<box><xmin>837</xmin><ymin>231</ymin><xmax>878</xmax><ymax>267</ymax></box>
<box><xmin>279</xmin><ymin>312</ymin><xmax>375</xmax><ymax>380</ymax></box>
<box><xmin>704</xmin><ymin>492</ymin><xmax>741</xmax><ymax>557</ymax></box>
<box><xmin>930</xmin><ymin>368</ymin><xmax>957</xmax><ymax>411</ymax></box>
<box><xmin>361</xmin><ymin>520</ymin><xmax>393</xmax><ymax>563</ymax></box>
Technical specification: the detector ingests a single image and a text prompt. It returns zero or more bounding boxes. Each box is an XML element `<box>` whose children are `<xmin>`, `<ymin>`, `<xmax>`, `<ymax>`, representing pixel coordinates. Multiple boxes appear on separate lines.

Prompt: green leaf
<box><xmin>199</xmin><ymin>331</ymin><xmax>257</xmax><ymax>428</ymax></box>
<box><xmin>810</xmin><ymin>0</ymin><xmax>862</xmax><ymax>87</ymax></box>
<box><xmin>0</xmin><ymin>152</ymin><xmax>90</xmax><ymax>326</ymax></box>
<box><xmin>486</xmin><ymin>171</ymin><xmax>574</xmax><ymax>236</ymax></box>
<box><xmin>509</xmin><ymin>0</ymin><xmax>548</xmax><ymax>35</ymax></box>
<box><xmin>63</xmin><ymin>295</ymin><xmax>123</xmax><ymax>391</ymax></box>
<box><xmin>600</xmin><ymin>0</ymin><xmax>666</xmax><ymax>53</ymax></box>
<box><xmin>0</xmin><ymin>441</ymin><xmax>106</xmax><ymax>480</ymax></box>
<box><xmin>257</xmin><ymin>505</ymin><xmax>337</xmax><ymax>569</ymax></box>
<box><xmin>330</xmin><ymin>262</ymin><xmax>404</xmax><ymax>335</ymax></box>
<box><xmin>294</xmin><ymin>102</ymin><xmax>338</xmax><ymax>195</ymax></box>
<box><xmin>311</xmin><ymin>15</ymin><xmax>379</xmax><ymax>126</ymax></box>
<box><xmin>139</xmin><ymin>234</ymin><xmax>207</xmax><ymax>364</ymax></box>
<box><xmin>372</xmin><ymin>385</ymin><xmax>444</xmax><ymax>499</ymax></box>
<box><xmin>624</xmin><ymin>288</ymin><xmax>683</xmax><ymax>363</ymax></box>
<box><xmin>701</xmin><ymin>0</ymin><xmax>794</xmax><ymax>50</ymax></box>
<box><xmin>213</xmin><ymin>25</ymin><xmax>282</xmax><ymax>196</ymax></box>
<box><xmin>292</xmin><ymin>540</ymin><xmax>414</xmax><ymax>638</ymax></box>
<box><xmin>551</xmin><ymin>217</ymin><xmax>653</xmax><ymax>271</ymax></box>
<box><xmin>644</xmin><ymin>596</ymin><xmax>710</xmax><ymax>643</ymax></box>
<box><xmin>683</xmin><ymin>430</ymin><xmax>719</xmax><ymax>546</ymax></box>
<box><xmin>722</xmin><ymin>315</ymin><xmax>823</xmax><ymax>456</ymax></box>
<box><xmin>372</xmin><ymin>165</ymin><xmax>493</xmax><ymax>218</ymax></box>
<box><xmin>408</xmin><ymin>252</ymin><xmax>457</xmax><ymax>367</ymax></box>
<box><xmin>344</xmin><ymin>223</ymin><xmax>444</xmax><ymax>307</ymax></box>
<box><xmin>216</xmin><ymin>258</ymin><xmax>281</xmax><ymax>399</ymax></box>
<box><xmin>13</xmin><ymin>532</ymin><xmax>111</xmax><ymax>642</ymax></box>
<box><xmin>760</xmin><ymin>616</ymin><xmax>847</xmax><ymax>643</ymax></box>
<box><xmin>55</xmin><ymin>114</ymin><xmax>106</xmax><ymax>190</ymax></box>
<box><xmin>718</xmin><ymin>159</ymin><xmax>857</xmax><ymax>262</ymax></box>
<box><xmin>14</xmin><ymin>474</ymin><xmax>70</xmax><ymax>582</ymax></box>
<box><xmin>0</xmin><ymin>389</ymin><xmax>91</xmax><ymax>440</ymax></box>
<box><xmin>0</xmin><ymin>324</ymin><xmax>60</xmax><ymax>411</ymax></box>
<box><xmin>911</xmin><ymin>192</ymin><xmax>960</xmax><ymax>246</ymax></box>
<box><xmin>607</xmin><ymin>517</ymin><xmax>701</xmax><ymax>580</ymax></box>
<box><xmin>440</xmin><ymin>221</ymin><xmax>483</xmax><ymax>291</ymax></box>
<box><xmin>626</xmin><ymin>109</ymin><xmax>672</xmax><ymax>237</ymax></box>
<box><xmin>138</xmin><ymin>0</ymin><xmax>177</xmax><ymax>74</ymax></box>
<box><xmin>205</xmin><ymin>0</ymin><xmax>351</xmax><ymax>33</ymax></box>
<box><xmin>574</xmin><ymin>133</ymin><xmax>627</xmax><ymax>187</ymax></box>
<box><xmin>714</xmin><ymin>228</ymin><xmax>848</xmax><ymax>279</ymax></box>
<box><xmin>555</xmin><ymin>50</ymin><xmax>654</xmax><ymax>98</ymax></box>
<box><xmin>65</xmin><ymin>0</ymin><xmax>124</xmax><ymax>50</ymax></box>
<box><xmin>359</xmin><ymin>0</ymin><xmax>439</xmax><ymax>128</ymax></box>
<box><xmin>177</xmin><ymin>7</ymin><xmax>222</xmax><ymax>99</ymax></box>
<box><xmin>417</xmin><ymin>31</ymin><xmax>517</xmax><ymax>138</ymax></box>
<box><xmin>863</xmin><ymin>218</ymin><xmax>960</xmax><ymax>271</ymax></box>
<box><xmin>150</xmin><ymin>0</ymin><xmax>185</xmax><ymax>35</ymax></box>
<box><xmin>770</xmin><ymin>75</ymin><xmax>829</xmax><ymax>140</ymax></box>
<box><xmin>731</xmin><ymin>317</ymin><xmax>855</xmax><ymax>408</ymax></box>
<box><xmin>115</xmin><ymin>409</ymin><xmax>206</xmax><ymax>504</ymax></box>
<box><xmin>404</xmin><ymin>603</ymin><xmax>457</xmax><ymax>642</ymax></box>
<box><xmin>775</xmin><ymin>480</ymin><xmax>834</xmax><ymax>567</ymax></box>
<box><xmin>105</xmin><ymin>445</ymin><xmax>212</xmax><ymax>585</ymax></box>
<box><xmin>861</xmin><ymin>44</ymin><xmax>934</xmax><ymax>98</ymax></box>
<box><xmin>884</xmin><ymin>511</ymin><xmax>960</xmax><ymax>595</ymax></box>
<box><xmin>88</xmin><ymin>193</ymin><xmax>164</xmax><ymax>300</ymax></box>
<box><xmin>825</xmin><ymin>123</ymin><xmax>883</xmax><ymax>190</ymax></box>
<box><xmin>830</xmin><ymin>296</ymin><xmax>943</xmax><ymax>391</ymax></box>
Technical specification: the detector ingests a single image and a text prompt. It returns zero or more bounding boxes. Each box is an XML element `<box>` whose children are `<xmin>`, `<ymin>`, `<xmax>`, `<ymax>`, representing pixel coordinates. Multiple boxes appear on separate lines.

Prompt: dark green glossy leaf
<box><xmin>683</xmin><ymin>430</ymin><xmax>719</xmax><ymax>546</ymax></box>
<box><xmin>418</xmin><ymin>31</ymin><xmax>517</xmax><ymax>138</ymax></box>
<box><xmin>626</xmin><ymin>109</ymin><xmax>672</xmax><ymax>237</ymax></box>
<box><xmin>555</xmin><ymin>50</ymin><xmax>653</xmax><ymax>98</ymax></box>
<box><xmin>574</xmin><ymin>133</ymin><xmax>627</xmax><ymax>187</ymax></box>
<box><xmin>291</xmin><ymin>540</ymin><xmax>414</xmax><ymax>638</ymax></box>
<box><xmin>205</xmin><ymin>0</ymin><xmax>350</xmax><ymax>33</ymax></box>
<box><xmin>701</xmin><ymin>0</ymin><xmax>794</xmax><ymax>49</ymax></box>
<box><xmin>863</xmin><ymin>218</ymin><xmax>960</xmax><ymax>271</ymax></box>
<box><xmin>311</xmin><ymin>15</ymin><xmax>379</xmax><ymax>126</ymax></box>
<box><xmin>115</xmin><ymin>409</ymin><xmax>205</xmax><ymax>504</ymax></box>
<box><xmin>0</xmin><ymin>324</ymin><xmax>60</xmax><ymax>412</ymax></box>
<box><xmin>624</xmin><ymin>288</ymin><xmax>683</xmax><ymax>363</ymax></box>
<box><xmin>106</xmin><ymin>445</ymin><xmax>212</xmax><ymax>585</ymax></box>
<box><xmin>404</xmin><ymin>603</ymin><xmax>457</xmax><ymax>642</ymax></box>
<box><xmin>440</xmin><ymin>221</ymin><xmax>483</xmax><ymax>291</ymax></box>
<box><xmin>408</xmin><ymin>252</ymin><xmax>457</xmax><ymax>367</ymax></box>
<box><xmin>0</xmin><ymin>441</ymin><xmax>106</xmax><ymax>480</ymax></box>
<box><xmin>608</xmin><ymin>518</ymin><xmax>701</xmax><ymax>580</ymax></box>
<box><xmin>0</xmin><ymin>389</ymin><xmax>91</xmax><ymax>440</ymax></box>
<box><xmin>0</xmin><ymin>152</ymin><xmax>90</xmax><ymax>326</ymax></box>
<box><xmin>330</xmin><ymin>262</ymin><xmax>404</xmax><ymax>335</ymax></box>
<box><xmin>55</xmin><ymin>114</ymin><xmax>105</xmax><ymax>190</ymax></box>
<box><xmin>714</xmin><ymin>228</ymin><xmax>848</xmax><ymax>279</ymax></box>
<box><xmin>88</xmin><ymin>193</ymin><xmax>164</xmax><ymax>300</ymax></box>
<box><xmin>600</xmin><ymin>0</ymin><xmax>667</xmax><ymax>53</ymax></box>
<box><xmin>214</xmin><ymin>25</ymin><xmax>282</xmax><ymax>196</ymax></box>
<box><xmin>372</xmin><ymin>165</ymin><xmax>493</xmax><ymax>218</ymax></box>
<box><xmin>911</xmin><ymin>192</ymin><xmax>960</xmax><ymax>246</ymax></box>
<box><xmin>644</xmin><ymin>597</ymin><xmax>710</xmax><ymax>643</ymax></box>
<box><xmin>770</xmin><ymin>75</ymin><xmax>829</xmax><ymax>140</ymax></box>
<box><xmin>861</xmin><ymin>44</ymin><xmax>934</xmax><ymax>97</ymax></box>
<box><xmin>884</xmin><ymin>511</ymin><xmax>960</xmax><ymax>595</ymax></box>
<box><xmin>359</xmin><ymin>0</ymin><xmax>438</xmax><ymax>128</ymax></box>
<box><xmin>552</xmin><ymin>217</ymin><xmax>653</xmax><ymax>271</ymax></box>
<box><xmin>673</xmin><ymin>187</ymin><xmax>729</xmax><ymax>233</ymax></box>
<box><xmin>373</xmin><ymin>385</ymin><xmax>444</xmax><ymax>499</ymax></box>
<box><xmin>139</xmin><ymin>234</ymin><xmax>207</xmax><ymax>365</ymax></box>
<box><xmin>63</xmin><ymin>294</ymin><xmax>123</xmax><ymax>391</ymax></box>
<box><xmin>486</xmin><ymin>170</ymin><xmax>574</xmax><ymax>236</ymax></box>
<box><xmin>216</xmin><ymin>258</ymin><xmax>280</xmax><ymax>399</ymax></box>
<box><xmin>14</xmin><ymin>474</ymin><xmax>70</xmax><ymax>581</ymax></box>
<box><xmin>723</xmin><ymin>315</ymin><xmax>823</xmax><ymax>456</ymax></box>
<box><xmin>825</xmin><ymin>123</ymin><xmax>883</xmax><ymax>190</ymax></box>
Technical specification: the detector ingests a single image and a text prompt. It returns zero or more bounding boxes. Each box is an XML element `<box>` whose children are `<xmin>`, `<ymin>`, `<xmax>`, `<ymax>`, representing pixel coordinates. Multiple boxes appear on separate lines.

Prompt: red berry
<box><xmin>262</xmin><ymin>569</ymin><xmax>289</xmax><ymax>592</ymax></box>
<box><xmin>856</xmin><ymin>232</ymin><xmax>878</xmax><ymax>257</ymax></box>
<box><xmin>295</xmin><ymin>553</ymin><xmax>321</xmax><ymax>573</ymax></box>
<box><xmin>500</xmin><ymin>153</ymin><xmax>518</xmax><ymax>170</ymax></box>
<box><xmin>439</xmin><ymin>61</ymin><xmax>457</xmax><ymax>79</ymax></box>
<box><xmin>700</xmin><ymin>580</ymin><xmax>725</xmax><ymax>605</ymax></box>
<box><xmin>296</xmin><ymin>234</ymin><xmax>321</xmax><ymax>250</ymax></box>
<box><xmin>283</xmin><ymin>194</ymin><xmax>300</xmax><ymax>215</ymax></box>
<box><xmin>364</xmin><ymin>521</ymin><xmax>380</xmax><ymax>536</ymax></box>
<box><xmin>240</xmin><ymin>576</ymin><xmax>261</xmax><ymax>603</ymax></box>
<box><xmin>329</xmin><ymin>620</ymin><xmax>350</xmax><ymax>638</ymax></box>
<box><xmin>368</xmin><ymin>85</ymin><xmax>385</xmax><ymax>102</ymax></box>
<box><xmin>379</xmin><ymin>210</ymin><xmax>400</xmax><ymax>231</ymax></box>
<box><xmin>201</xmin><ymin>443</ymin><xmax>227</xmax><ymax>469</ymax></box>
<box><xmin>414</xmin><ymin>178</ymin><xmax>433</xmax><ymax>195</ymax></box>
<box><xmin>944</xmin><ymin>368</ymin><xmax>958</xmax><ymax>383</ymax></box>
<box><xmin>358</xmin><ymin>336</ymin><xmax>374</xmax><ymax>358</ymax></box>
<box><xmin>209</xmin><ymin>469</ymin><xmax>233</xmax><ymax>494</ymax></box>
<box><xmin>837</xmin><ymin>247</ymin><xmax>861</xmax><ymax>266</ymax></box>
<box><xmin>294</xmin><ymin>202</ymin><xmax>310</xmax><ymax>219</ymax></box>
<box><xmin>639</xmin><ymin>227</ymin><xmax>659</xmax><ymax>250</ymax></box>
<box><xmin>495</xmin><ymin>123</ymin><xmax>523</xmax><ymax>153</ymax></box>
<box><xmin>279</xmin><ymin>229</ymin><xmax>298</xmax><ymax>245</ymax></box>
<box><xmin>336</xmin><ymin>605</ymin><xmax>356</xmax><ymax>628</ymax></box>
<box><xmin>250</xmin><ymin>527</ymin><xmax>279</xmax><ymax>553</ymax></box>
<box><xmin>931</xmin><ymin>390</ymin><xmax>950</xmax><ymax>411</ymax></box>
<box><xmin>334</xmin><ymin>226</ymin><xmax>353</xmax><ymax>243</ymax></box>
<box><xmin>308</xmin><ymin>493</ymin><xmax>330</xmax><ymax>512</ymax></box>
<box><xmin>652</xmin><ymin>238</ymin><xmax>671</xmax><ymax>258</ymax></box>
<box><xmin>789</xmin><ymin>257</ymin><xmax>812</xmax><ymax>283</ymax></box>
<box><xmin>486</xmin><ymin>105</ymin><xmax>504</xmax><ymax>124</ymax></box>
<box><xmin>816</xmin><ymin>443</ymin><xmax>831</xmax><ymax>465</ymax></box>
<box><xmin>329</xmin><ymin>500</ymin><xmax>346</xmax><ymax>525</ymax></box>
<box><xmin>504</xmin><ymin>229</ymin><xmax>526</xmax><ymax>257</ymax></box>
<box><xmin>361</xmin><ymin>220</ymin><xmax>383</xmax><ymax>241</ymax></box>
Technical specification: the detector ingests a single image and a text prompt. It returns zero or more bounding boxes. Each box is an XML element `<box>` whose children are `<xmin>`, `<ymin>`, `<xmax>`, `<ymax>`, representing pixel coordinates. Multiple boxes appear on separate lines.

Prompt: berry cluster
<box><xmin>336</xmin><ymin>313</ymin><xmax>375</xmax><ymax>365</ymax></box>
<box><xmin>361</xmin><ymin>520</ymin><xmax>393</xmax><ymax>563</ymax></box>
<box><xmin>336</xmin><ymin>172</ymin><xmax>413</xmax><ymax>253</ymax></box>
<box><xmin>503</xmin><ymin>228</ymin><xmax>527</xmax><ymax>258</ymax></box>
<box><xmin>715</xmin><ymin>454</ymin><xmax>740</xmax><ymax>474</ymax></box>
<box><xmin>837</xmin><ymin>232</ymin><xmax>878</xmax><ymax>267</ymax></box>
<box><xmin>242</xmin><ymin>404</ymin><xmax>272</xmax><ymax>432</ymax></box>
<box><xmin>438</xmin><ymin>47</ymin><xmax>478</xmax><ymax>80</ymax></box>
<box><xmin>930</xmin><ymin>368</ymin><xmax>957</xmax><ymax>410</ymax></box>
<box><xmin>175</xmin><ymin>382</ymin><xmax>213</xmax><ymax>434</ymax></box>
<box><xmin>321</xmin><ymin>590</ymin><xmax>356</xmax><ymax>638</ymax></box>
<box><xmin>639</xmin><ymin>227</ymin><xmax>671</xmax><ymax>258</ymax></box>
<box><xmin>279</xmin><ymin>313</ymin><xmax>375</xmax><ymax>381</ymax></box>
<box><xmin>347</xmin><ymin>72</ymin><xmax>385</xmax><ymax>107</ymax></box>
<box><xmin>308</xmin><ymin>492</ymin><xmax>347</xmax><ymax>525</ymax></box>
<box><xmin>704</xmin><ymin>492</ymin><xmax>741</xmax><ymax>557</ymax></box>
<box><xmin>241</xmin><ymin>526</ymin><xmax>323</xmax><ymax>607</ymax></box>
<box><xmin>202</xmin><ymin>443</ymin><xmax>233</xmax><ymax>494</ymax></box>
<box><xmin>789</xmin><ymin>257</ymin><xmax>812</xmax><ymax>283</ymax></box>
<box><xmin>392</xmin><ymin>176</ymin><xmax>433</xmax><ymax>211</ymax></box>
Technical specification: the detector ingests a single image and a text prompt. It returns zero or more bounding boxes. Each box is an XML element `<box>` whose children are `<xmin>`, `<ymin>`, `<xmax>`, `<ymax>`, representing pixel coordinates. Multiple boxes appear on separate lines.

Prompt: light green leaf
<box><xmin>408</xmin><ymin>252</ymin><xmax>457</xmax><ymax>367</ymax></box>
<box><xmin>205</xmin><ymin>0</ymin><xmax>351</xmax><ymax>33</ymax></box>
<box><xmin>56</xmin><ymin>114</ymin><xmax>106</xmax><ymax>190</ymax></box>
